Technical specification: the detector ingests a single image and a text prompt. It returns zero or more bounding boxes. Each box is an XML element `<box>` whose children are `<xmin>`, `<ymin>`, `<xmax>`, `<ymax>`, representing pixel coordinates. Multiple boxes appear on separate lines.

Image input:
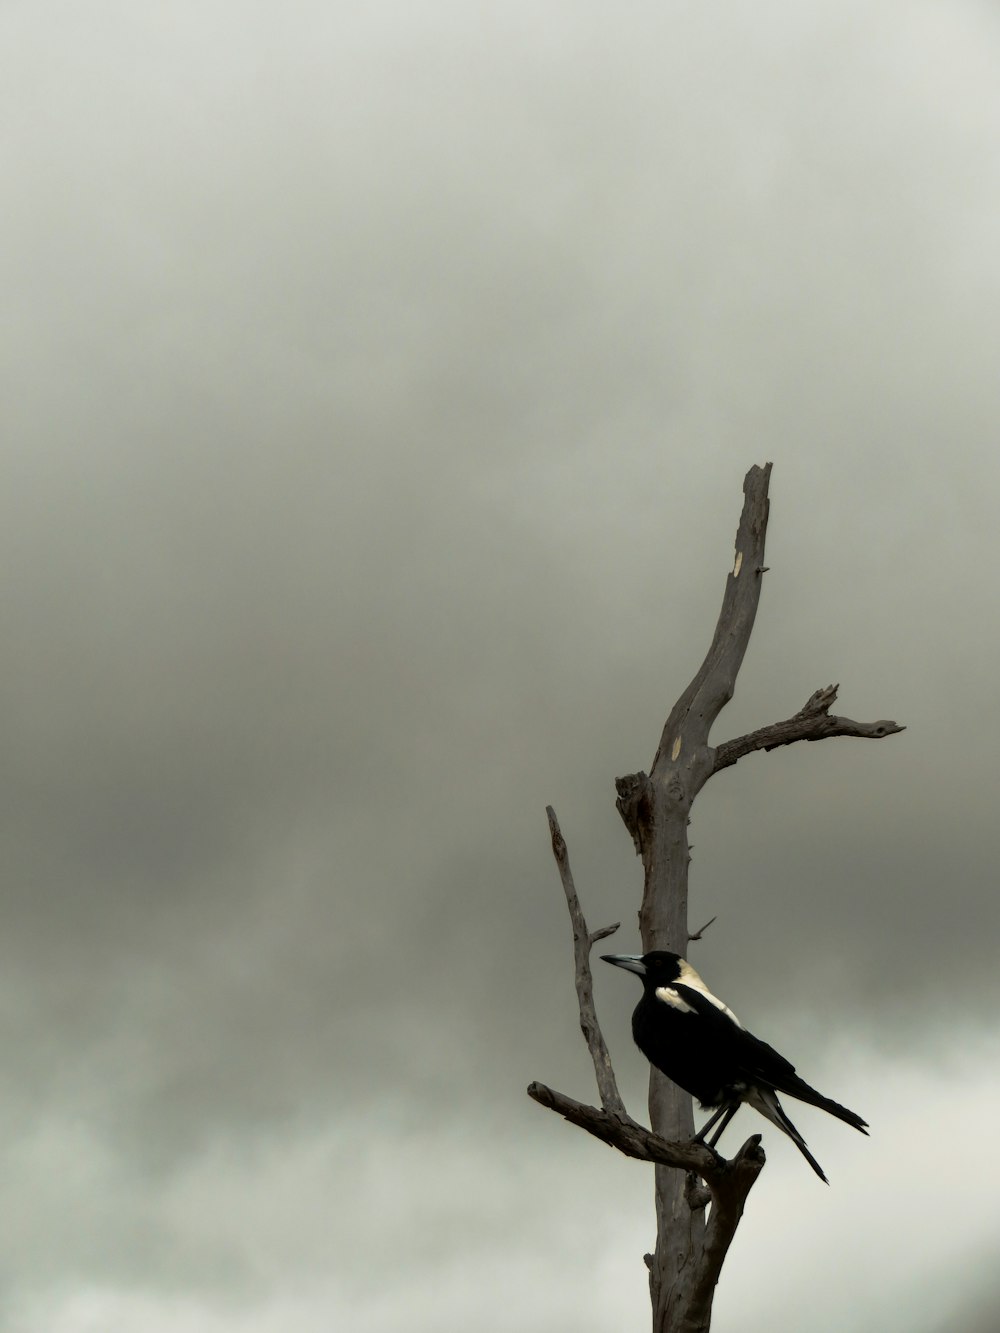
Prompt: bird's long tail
<box><xmin>745</xmin><ymin>1087</ymin><xmax>830</xmax><ymax>1184</ymax></box>
<box><xmin>772</xmin><ymin>1074</ymin><xmax>869</xmax><ymax>1135</ymax></box>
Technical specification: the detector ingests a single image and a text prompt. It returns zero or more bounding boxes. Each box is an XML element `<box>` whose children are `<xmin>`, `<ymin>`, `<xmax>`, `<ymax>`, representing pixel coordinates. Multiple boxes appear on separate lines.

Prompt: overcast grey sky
<box><xmin>4</xmin><ymin>2</ymin><xmax>1000</xmax><ymax>1330</ymax></box>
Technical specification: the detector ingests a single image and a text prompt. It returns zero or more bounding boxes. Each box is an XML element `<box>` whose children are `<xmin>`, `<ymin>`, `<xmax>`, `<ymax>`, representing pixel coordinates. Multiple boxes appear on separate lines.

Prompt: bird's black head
<box><xmin>601</xmin><ymin>951</ymin><xmax>683</xmax><ymax>986</ymax></box>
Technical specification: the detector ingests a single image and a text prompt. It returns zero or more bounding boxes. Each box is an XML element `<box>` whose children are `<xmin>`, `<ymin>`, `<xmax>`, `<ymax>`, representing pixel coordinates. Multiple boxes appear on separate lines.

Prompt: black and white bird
<box><xmin>602</xmin><ymin>950</ymin><xmax>868</xmax><ymax>1182</ymax></box>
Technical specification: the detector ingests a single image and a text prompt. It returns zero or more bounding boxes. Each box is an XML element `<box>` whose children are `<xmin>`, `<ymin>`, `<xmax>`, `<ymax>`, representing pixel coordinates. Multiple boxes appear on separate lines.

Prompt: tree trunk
<box><xmin>617</xmin><ymin>465</ymin><xmax>773</xmax><ymax>1328</ymax></box>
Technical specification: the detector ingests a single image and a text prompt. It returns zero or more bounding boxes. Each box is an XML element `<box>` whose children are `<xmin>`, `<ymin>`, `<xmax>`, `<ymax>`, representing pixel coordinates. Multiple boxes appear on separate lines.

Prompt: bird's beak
<box><xmin>601</xmin><ymin>953</ymin><xmax>646</xmax><ymax>976</ymax></box>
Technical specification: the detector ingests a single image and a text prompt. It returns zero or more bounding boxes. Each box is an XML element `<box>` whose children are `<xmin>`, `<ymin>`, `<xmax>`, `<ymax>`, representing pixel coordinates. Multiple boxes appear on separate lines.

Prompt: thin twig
<box><xmin>688</xmin><ymin>915</ymin><xmax>717</xmax><ymax>943</ymax></box>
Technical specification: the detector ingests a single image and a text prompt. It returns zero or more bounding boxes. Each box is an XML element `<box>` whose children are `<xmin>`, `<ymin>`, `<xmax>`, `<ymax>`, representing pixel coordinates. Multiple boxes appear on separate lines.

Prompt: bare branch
<box><xmin>526</xmin><ymin>1082</ymin><xmax>757</xmax><ymax>1182</ymax></box>
<box><xmin>712</xmin><ymin>683</ymin><xmax>905</xmax><ymax>775</ymax></box>
<box><xmin>544</xmin><ymin>806</ymin><xmax>627</xmax><ymax>1117</ymax></box>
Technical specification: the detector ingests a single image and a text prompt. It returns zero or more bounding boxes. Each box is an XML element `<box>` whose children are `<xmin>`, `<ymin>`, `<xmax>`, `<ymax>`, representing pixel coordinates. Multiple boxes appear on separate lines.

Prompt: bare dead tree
<box><xmin>528</xmin><ymin>463</ymin><xmax>903</xmax><ymax>1332</ymax></box>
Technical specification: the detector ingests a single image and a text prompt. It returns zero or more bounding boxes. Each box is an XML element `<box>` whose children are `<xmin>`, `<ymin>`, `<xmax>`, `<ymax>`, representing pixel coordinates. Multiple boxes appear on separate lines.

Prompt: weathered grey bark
<box><xmin>529</xmin><ymin>463</ymin><xmax>903</xmax><ymax>1331</ymax></box>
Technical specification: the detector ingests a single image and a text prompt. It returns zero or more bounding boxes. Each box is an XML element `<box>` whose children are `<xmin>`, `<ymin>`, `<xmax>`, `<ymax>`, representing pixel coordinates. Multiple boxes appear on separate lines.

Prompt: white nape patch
<box><xmin>733</xmin><ymin>551</ymin><xmax>743</xmax><ymax>577</ymax></box>
<box><xmin>676</xmin><ymin>959</ymin><xmax>744</xmax><ymax>1027</ymax></box>
<box><xmin>655</xmin><ymin>986</ymin><xmax>695</xmax><ymax>1015</ymax></box>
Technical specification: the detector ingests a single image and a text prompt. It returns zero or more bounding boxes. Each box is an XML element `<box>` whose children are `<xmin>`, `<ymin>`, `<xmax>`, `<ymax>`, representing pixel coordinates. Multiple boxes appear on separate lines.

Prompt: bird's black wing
<box><xmin>671</xmin><ymin>984</ymin><xmax>867</xmax><ymax>1133</ymax></box>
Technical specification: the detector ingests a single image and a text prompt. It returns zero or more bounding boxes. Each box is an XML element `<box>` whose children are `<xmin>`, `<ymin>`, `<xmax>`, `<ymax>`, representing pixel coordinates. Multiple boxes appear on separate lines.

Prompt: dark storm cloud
<box><xmin>2</xmin><ymin>0</ymin><xmax>1000</xmax><ymax>1329</ymax></box>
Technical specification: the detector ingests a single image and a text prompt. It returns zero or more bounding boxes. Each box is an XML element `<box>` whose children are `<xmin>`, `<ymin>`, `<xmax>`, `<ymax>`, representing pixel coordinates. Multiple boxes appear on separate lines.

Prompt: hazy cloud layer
<box><xmin>4</xmin><ymin>1</ymin><xmax>1000</xmax><ymax>1329</ymax></box>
